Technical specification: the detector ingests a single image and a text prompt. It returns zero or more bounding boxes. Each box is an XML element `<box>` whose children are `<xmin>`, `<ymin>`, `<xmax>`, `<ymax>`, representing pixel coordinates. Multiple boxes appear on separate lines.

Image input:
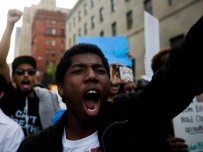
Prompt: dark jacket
<box><xmin>17</xmin><ymin>15</ymin><xmax>203</xmax><ymax>152</ymax></box>
<box><xmin>0</xmin><ymin>84</ymin><xmax>60</xmax><ymax>129</ymax></box>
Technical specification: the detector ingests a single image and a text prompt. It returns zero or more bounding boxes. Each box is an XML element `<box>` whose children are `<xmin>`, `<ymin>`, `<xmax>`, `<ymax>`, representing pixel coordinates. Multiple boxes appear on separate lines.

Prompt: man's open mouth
<box><xmin>22</xmin><ymin>80</ymin><xmax>30</xmax><ymax>90</ymax></box>
<box><xmin>83</xmin><ymin>89</ymin><xmax>100</xmax><ymax>115</ymax></box>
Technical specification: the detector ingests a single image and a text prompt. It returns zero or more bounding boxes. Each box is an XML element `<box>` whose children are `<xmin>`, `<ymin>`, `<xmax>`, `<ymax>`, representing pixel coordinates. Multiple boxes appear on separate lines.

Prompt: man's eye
<box><xmin>72</xmin><ymin>69</ymin><xmax>83</xmax><ymax>74</ymax></box>
<box><xmin>95</xmin><ymin>69</ymin><xmax>106</xmax><ymax>74</ymax></box>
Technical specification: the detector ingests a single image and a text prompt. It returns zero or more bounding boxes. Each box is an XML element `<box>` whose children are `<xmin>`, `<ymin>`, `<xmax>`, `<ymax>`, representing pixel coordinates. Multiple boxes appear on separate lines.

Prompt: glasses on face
<box><xmin>14</xmin><ymin>68</ymin><xmax>36</xmax><ymax>76</ymax></box>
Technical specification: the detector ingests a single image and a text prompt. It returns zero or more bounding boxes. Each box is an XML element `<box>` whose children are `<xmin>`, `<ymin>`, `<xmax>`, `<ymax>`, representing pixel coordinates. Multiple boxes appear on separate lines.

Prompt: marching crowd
<box><xmin>0</xmin><ymin>8</ymin><xmax>203</xmax><ymax>152</ymax></box>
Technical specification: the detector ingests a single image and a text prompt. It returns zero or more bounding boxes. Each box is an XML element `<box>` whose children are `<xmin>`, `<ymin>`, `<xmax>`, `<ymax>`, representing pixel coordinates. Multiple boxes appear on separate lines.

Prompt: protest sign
<box><xmin>77</xmin><ymin>36</ymin><xmax>133</xmax><ymax>66</ymax></box>
<box><xmin>173</xmin><ymin>103</ymin><xmax>203</xmax><ymax>152</ymax></box>
<box><xmin>144</xmin><ymin>11</ymin><xmax>160</xmax><ymax>81</ymax></box>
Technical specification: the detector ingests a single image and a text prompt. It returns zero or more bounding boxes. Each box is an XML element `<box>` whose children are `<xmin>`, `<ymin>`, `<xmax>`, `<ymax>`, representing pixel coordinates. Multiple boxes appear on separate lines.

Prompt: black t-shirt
<box><xmin>0</xmin><ymin>83</ymin><xmax>43</xmax><ymax>137</ymax></box>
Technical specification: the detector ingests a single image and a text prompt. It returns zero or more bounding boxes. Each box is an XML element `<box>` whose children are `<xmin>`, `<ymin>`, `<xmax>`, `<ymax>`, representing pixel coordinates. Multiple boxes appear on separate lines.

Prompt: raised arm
<box><xmin>142</xmin><ymin>15</ymin><xmax>203</xmax><ymax>121</ymax></box>
<box><xmin>0</xmin><ymin>9</ymin><xmax>22</xmax><ymax>82</ymax></box>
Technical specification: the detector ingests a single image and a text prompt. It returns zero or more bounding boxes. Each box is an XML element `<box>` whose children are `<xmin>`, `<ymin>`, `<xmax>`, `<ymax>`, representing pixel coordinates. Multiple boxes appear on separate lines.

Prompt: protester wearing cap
<box><xmin>0</xmin><ymin>9</ymin><xmax>61</xmax><ymax>137</ymax></box>
<box><xmin>12</xmin><ymin>55</ymin><xmax>36</xmax><ymax>72</ymax></box>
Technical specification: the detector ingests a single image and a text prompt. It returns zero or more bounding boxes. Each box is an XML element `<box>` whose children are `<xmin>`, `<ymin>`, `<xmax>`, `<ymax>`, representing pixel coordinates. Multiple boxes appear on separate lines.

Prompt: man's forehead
<box><xmin>71</xmin><ymin>53</ymin><xmax>102</xmax><ymax>62</ymax></box>
<box><xmin>16</xmin><ymin>63</ymin><xmax>34</xmax><ymax>69</ymax></box>
<box><xmin>71</xmin><ymin>63</ymin><xmax>104</xmax><ymax>68</ymax></box>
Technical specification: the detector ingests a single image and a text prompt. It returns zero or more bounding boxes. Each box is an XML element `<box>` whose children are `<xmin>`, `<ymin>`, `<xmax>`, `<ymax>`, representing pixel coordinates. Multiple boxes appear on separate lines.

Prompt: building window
<box><xmin>45</xmin><ymin>60</ymin><xmax>49</xmax><ymax>67</ymax></box>
<box><xmin>78</xmin><ymin>10</ymin><xmax>81</xmax><ymax>21</ymax></box>
<box><xmin>52</xmin><ymin>40</ymin><xmax>56</xmax><ymax>46</ymax></box>
<box><xmin>170</xmin><ymin>34</ymin><xmax>184</xmax><ymax>48</ymax></box>
<box><xmin>78</xmin><ymin>29</ymin><xmax>81</xmax><ymax>36</ymax></box>
<box><xmin>46</xmin><ymin>40</ymin><xmax>50</xmax><ymax>46</ymax></box>
<box><xmin>73</xmin><ymin>17</ymin><xmax>76</xmax><ymax>27</ymax></box>
<box><xmin>84</xmin><ymin>3</ymin><xmax>88</xmax><ymax>15</ymax></box>
<box><xmin>60</xmin><ymin>40</ymin><xmax>64</xmax><ymax>47</ymax></box>
<box><xmin>45</xmin><ymin>49</ymin><xmax>49</xmax><ymax>56</ymax></box>
<box><xmin>91</xmin><ymin>16</ymin><xmax>95</xmax><ymax>29</ymax></box>
<box><xmin>61</xmin><ymin>29</ymin><xmax>65</xmax><ymax>36</ymax></box>
<box><xmin>69</xmin><ymin>23</ymin><xmax>71</xmax><ymax>32</ymax></box>
<box><xmin>126</xmin><ymin>10</ymin><xmax>133</xmax><ymax>29</ymax></box>
<box><xmin>46</xmin><ymin>28</ymin><xmax>50</xmax><ymax>35</ymax></box>
<box><xmin>46</xmin><ymin>19</ymin><xmax>50</xmax><ymax>24</ymax></box>
<box><xmin>144</xmin><ymin>0</ymin><xmax>153</xmax><ymax>15</ymax></box>
<box><xmin>100</xmin><ymin>7</ymin><xmax>104</xmax><ymax>22</ymax></box>
<box><xmin>112</xmin><ymin>22</ymin><xmax>117</xmax><ymax>36</ymax></box>
<box><xmin>69</xmin><ymin>38</ymin><xmax>71</xmax><ymax>47</ymax></box>
<box><xmin>73</xmin><ymin>34</ymin><xmax>76</xmax><ymax>44</ymax></box>
<box><xmin>52</xmin><ymin>20</ymin><xmax>56</xmax><ymax>24</ymax></box>
<box><xmin>52</xmin><ymin>28</ymin><xmax>56</xmax><ymax>35</ymax></box>
<box><xmin>52</xmin><ymin>50</ymin><xmax>56</xmax><ymax>56</ymax></box>
<box><xmin>100</xmin><ymin>31</ymin><xmax>104</xmax><ymax>36</ymax></box>
<box><xmin>60</xmin><ymin>50</ymin><xmax>64</xmax><ymax>57</ymax></box>
<box><xmin>84</xmin><ymin>23</ymin><xmax>87</xmax><ymax>35</ymax></box>
<box><xmin>111</xmin><ymin>0</ymin><xmax>116</xmax><ymax>12</ymax></box>
<box><xmin>168</xmin><ymin>0</ymin><xmax>177</xmax><ymax>6</ymax></box>
<box><xmin>61</xmin><ymin>21</ymin><xmax>64</xmax><ymax>25</ymax></box>
<box><xmin>91</xmin><ymin>0</ymin><xmax>95</xmax><ymax>8</ymax></box>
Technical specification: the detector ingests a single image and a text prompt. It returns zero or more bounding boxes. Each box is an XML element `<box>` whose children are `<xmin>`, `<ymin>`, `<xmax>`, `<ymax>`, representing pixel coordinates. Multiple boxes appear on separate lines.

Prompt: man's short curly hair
<box><xmin>55</xmin><ymin>43</ymin><xmax>110</xmax><ymax>85</ymax></box>
<box><xmin>151</xmin><ymin>48</ymin><xmax>171</xmax><ymax>73</ymax></box>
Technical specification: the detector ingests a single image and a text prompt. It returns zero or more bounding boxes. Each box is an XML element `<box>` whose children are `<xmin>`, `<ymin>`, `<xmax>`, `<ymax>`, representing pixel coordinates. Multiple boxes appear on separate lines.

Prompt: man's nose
<box><xmin>85</xmin><ymin>68</ymin><xmax>98</xmax><ymax>81</ymax></box>
<box><xmin>23</xmin><ymin>71</ymin><xmax>29</xmax><ymax>76</ymax></box>
<box><xmin>87</xmin><ymin>68</ymin><xmax>96</xmax><ymax>77</ymax></box>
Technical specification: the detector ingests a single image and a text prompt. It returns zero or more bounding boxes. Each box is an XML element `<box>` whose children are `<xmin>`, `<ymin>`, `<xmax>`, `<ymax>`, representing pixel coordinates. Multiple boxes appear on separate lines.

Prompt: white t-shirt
<box><xmin>0</xmin><ymin>109</ymin><xmax>25</xmax><ymax>152</ymax></box>
<box><xmin>193</xmin><ymin>97</ymin><xmax>198</xmax><ymax>103</ymax></box>
<box><xmin>62</xmin><ymin>128</ymin><xmax>101</xmax><ymax>152</ymax></box>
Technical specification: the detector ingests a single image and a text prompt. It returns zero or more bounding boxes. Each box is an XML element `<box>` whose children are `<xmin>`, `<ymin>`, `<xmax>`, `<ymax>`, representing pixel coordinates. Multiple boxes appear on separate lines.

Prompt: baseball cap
<box><xmin>12</xmin><ymin>56</ymin><xmax>36</xmax><ymax>71</ymax></box>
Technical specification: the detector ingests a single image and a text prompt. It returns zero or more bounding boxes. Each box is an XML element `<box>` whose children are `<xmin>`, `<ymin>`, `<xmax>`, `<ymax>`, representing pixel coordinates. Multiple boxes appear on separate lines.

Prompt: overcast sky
<box><xmin>0</xmin><ymin>0</ymin><xmax>78</xmax><ymax>63</ymax></box>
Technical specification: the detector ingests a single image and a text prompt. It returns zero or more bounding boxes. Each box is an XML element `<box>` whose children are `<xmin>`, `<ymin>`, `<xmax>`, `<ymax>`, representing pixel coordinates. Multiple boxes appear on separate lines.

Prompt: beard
<box><xmin>16</xmin><ymin>86</ymin><xmax>33</xmax><ymax>97</ymax></box>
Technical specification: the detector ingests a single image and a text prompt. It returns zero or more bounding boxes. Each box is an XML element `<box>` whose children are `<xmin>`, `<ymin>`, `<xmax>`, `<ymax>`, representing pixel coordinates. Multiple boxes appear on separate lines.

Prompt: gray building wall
<box><xmin>14</xmin><ymin>27</ymin><xmax>21</xmax><ymax>57</ymax></box>
<box><xmin>66</xmin><ymin>0</ymin><xmax>203</xmax><ymax>80</ymax></box>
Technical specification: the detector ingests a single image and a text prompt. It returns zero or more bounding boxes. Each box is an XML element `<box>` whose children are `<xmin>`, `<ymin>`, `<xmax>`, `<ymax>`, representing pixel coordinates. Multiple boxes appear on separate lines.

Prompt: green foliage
<box><xmin>46</xmin><ymin>62</ymin><xmax>56</xmax><ymax>84</ymax></box>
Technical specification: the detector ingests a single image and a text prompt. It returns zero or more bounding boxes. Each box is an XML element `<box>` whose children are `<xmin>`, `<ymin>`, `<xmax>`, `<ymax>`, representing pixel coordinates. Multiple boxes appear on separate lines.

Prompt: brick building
<box><xmin>31</xmin><ymin>10</ymin><xmax>66</xmax><ymax>82</ymax></box>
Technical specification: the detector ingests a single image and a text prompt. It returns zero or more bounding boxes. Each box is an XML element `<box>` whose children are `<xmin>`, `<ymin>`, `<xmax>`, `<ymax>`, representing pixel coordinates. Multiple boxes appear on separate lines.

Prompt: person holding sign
<box><xmin>18</xmin><ymin>14</ymin><xmax>203</xmax><ymax>152</ymax></box>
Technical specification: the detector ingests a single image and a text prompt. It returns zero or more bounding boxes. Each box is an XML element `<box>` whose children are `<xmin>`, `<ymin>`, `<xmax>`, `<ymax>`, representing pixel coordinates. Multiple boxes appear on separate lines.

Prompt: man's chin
<box><xmin>17</xmin><ymin>87</ymin><xmax>33</xmax><ymax>96</ymax></box>
<box><xmin>22</xmin><ymin>89</ymin><xmax>33</xmax><ymax>96</ymax></box>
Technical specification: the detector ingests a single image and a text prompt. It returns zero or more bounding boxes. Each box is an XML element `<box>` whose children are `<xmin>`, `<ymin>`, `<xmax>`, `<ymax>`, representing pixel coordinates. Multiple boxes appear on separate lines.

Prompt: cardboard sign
<box><xmin>77</xmin><ymin>36</ymin><xmax>133</xmax><ymax>66</ymax></box>
<box><xmin>144</xmin><ymin>11</ymin><xmax>160</xmax><ymax>81</ymax></box>
<box><xmin>173</xmin><ymin>103</ymin><xmax>203</xmax><ymax>152</ymax></box>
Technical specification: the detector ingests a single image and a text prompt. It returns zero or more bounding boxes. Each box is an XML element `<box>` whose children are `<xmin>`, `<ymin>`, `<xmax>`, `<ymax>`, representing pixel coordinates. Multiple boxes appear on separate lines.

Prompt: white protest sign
<box><xmin>173</xmin><ymin>102</ymin><xmax>203</xmax><ymax>152</ymax></box>
<box><xmin>144</xmin><ymin>11</ymin><xmax>160</xmax><ymax>81</ymax></box>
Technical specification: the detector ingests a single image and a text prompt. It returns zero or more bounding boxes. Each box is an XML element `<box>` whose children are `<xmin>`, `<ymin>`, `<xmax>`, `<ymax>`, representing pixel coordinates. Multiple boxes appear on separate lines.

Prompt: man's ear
<box><xmin>0</xmin><ymin>91</ymin><xmax>5</xmax><ymax>99</ymax></box>
<box><xmin>57</xmin><ymin>83</ymin><xmax>64</xmax><ymax>96</ymax></box>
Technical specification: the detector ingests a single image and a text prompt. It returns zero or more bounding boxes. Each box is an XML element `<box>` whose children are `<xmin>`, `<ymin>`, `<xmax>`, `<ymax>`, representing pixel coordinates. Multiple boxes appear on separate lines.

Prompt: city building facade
<box><xmin>16</xmin><ymin>0</ymin><xmax>69</xmax><ymax>82</ymax></box>
<box><xmin>17</xmin><ymin>0</ymin><xmax>69</xmax><ymax>56</ymax></box>
<box><xmin>65</xmin><ymin>0</ymin><xmax>203</xmax><ymax>80</ymax></box>
<box><xmin>31</xmin><ymin>10</ymin><xmax>66</xmax><ymax>81</ymax></box>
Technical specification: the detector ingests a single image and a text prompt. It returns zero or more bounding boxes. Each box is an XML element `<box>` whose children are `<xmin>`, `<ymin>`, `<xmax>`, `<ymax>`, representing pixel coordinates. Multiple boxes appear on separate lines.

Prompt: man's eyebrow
<box><xmin>93</xmin><ymin>63</ymin><xmax>105</xmax><ymax>68</ymax></box>
<box><xmin>71</xmin><ymin>63</ymin><xmax>105</xmax><ymax>68</ymax></box>
<box><xmin>71</xmin><ymin>63</ymin><xmax>86</xmax><ymax>68</ymax></box>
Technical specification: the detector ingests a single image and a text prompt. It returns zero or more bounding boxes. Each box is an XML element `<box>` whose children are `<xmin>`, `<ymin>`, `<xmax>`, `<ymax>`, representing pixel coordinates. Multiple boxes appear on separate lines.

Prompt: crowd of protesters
<box><xmin>0</xmin><ymin>8</ymin><xmax>203</xmax><ymax>152</ymax></box>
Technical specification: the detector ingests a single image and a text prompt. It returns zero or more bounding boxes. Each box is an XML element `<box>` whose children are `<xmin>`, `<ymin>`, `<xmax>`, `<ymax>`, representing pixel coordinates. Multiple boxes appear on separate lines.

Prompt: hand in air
<box><xmin>7</xmin><ymin>9</ymin><xmax>22</xmax><ymax>24</ymax></box>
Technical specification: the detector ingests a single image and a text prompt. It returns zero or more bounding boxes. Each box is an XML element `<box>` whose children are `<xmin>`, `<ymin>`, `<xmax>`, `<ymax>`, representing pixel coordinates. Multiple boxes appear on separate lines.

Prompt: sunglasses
<box><xmin>14</xmin><ymin>68</ymin><xmax>36</xmax><ymax>76</ymax></box>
